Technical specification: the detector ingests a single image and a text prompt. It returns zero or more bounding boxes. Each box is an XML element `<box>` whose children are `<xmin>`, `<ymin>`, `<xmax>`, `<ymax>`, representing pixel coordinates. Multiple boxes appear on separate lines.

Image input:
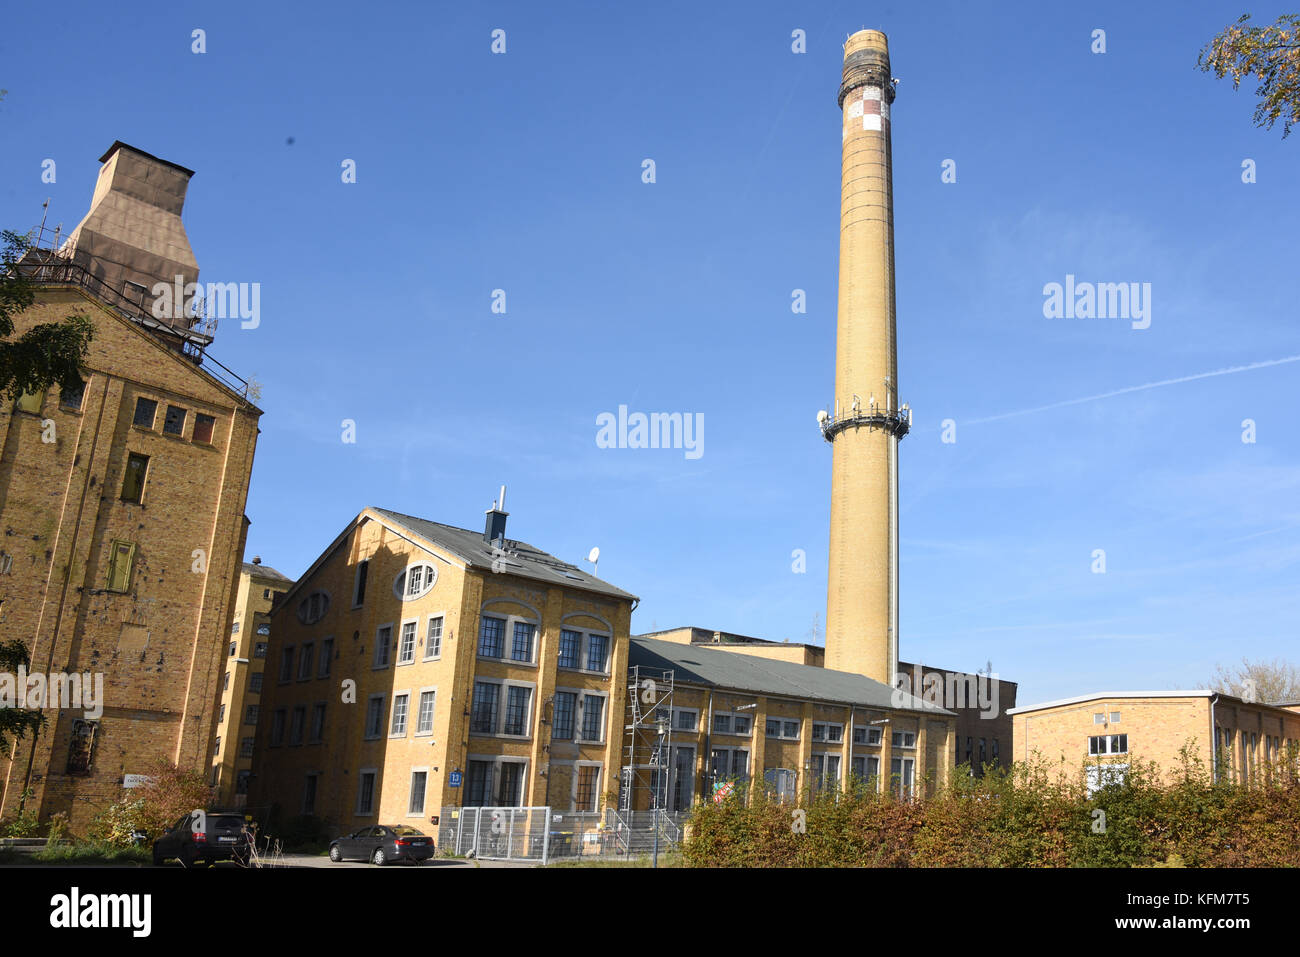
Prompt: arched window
<box><xmin>297</xmin><ymin>590</ymin><xmax>330</xmax><ymax>625</ymax></box>
<box><xmin>393</xmin><ymin>562</ymin><xmax>438</xmax><ymax>601</ymax></box>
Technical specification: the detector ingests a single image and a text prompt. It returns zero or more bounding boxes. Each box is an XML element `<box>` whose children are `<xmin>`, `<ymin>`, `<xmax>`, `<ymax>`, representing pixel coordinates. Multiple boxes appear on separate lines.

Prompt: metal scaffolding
<box><xmin>614</xmin><ymin>665</ymin><xmax>681</xmax><ymax>859</ymax></box>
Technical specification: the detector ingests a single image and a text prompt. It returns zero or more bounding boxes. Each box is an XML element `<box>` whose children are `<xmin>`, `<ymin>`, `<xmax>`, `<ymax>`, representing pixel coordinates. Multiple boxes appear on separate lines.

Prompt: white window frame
<box><xmin>890</xmin><ymin>756</ymin><xmax>915</xmax><ymax>799</ymax></box>
<box><xmin>810</xmin><ymin>751</ymin><xmax>842</xmax><ymax>790</ymax></box>
<box><xmin>709</xmin><ymin>746</ymin><xmax>750</xmax><ymax>781</ymax></box>
<box><xmin>571</xmin><ymin>760</ymin><xmax>603</xmax><ymax>813</ymax></box>
<box><xmin>393</xmin><ymin>562</ymin><xmax>438</xmax><ymax>601</ymax></box>
<box><xmin>672</xmin><ymin>707</ymin><xmax>699</xmax><ymax>734</ymax></box>
<box><xmin>851</xmin><ymin>754</ymin><xmax>881</xmax><ymax>788</ymax></box>
<box><xmin>576</xmin><ymin>690</ymin><xmax>609</xmax><ymax>745</ymax></box>
<box><xmin>470</xmin><ymin>678</ymin><xmax>537</xmax><ymax>739</ymax></box>
<box><xmin>423</xmin><ymin>613</ymin><xmax>445</xmax><ymax>660</ymax></box>
<box><xmin>765</xmin><ymin>716</ymin><xmax>801</xmax><ymax>740</ymax></box>
<box><xmin>414</xmin><ymin>686</ymin><xmax>437</xmax><ymax>737</ymax></box>
<box><xmin>390</xmin><ymin>690</ymin><xmax>411</xmax><ymax>737</ymax></box>
<box><xmin>373</xmin><ymin>623</ymin><xmax>393</xmax><ymax>669</ymax></box>
<box><xmin>891</xmin><ymin>730</ymin><xmax>917</xmax><ymax>749</ymax></box>
<box><xmin>355</xmin><ymin>767</ymin><xmax>379</xmax><ymax>816</ymax></box>
<box><xmin>397</xmin><ymin>618</ymin><xmax>419</xmax><ymax>665</ymax></box>
<box><xmin>811</xmin><ymin>721</ymin><xmax>843</xmax><ymax>743</ymax></box>
<box><xmin>408</xmin><ymin>767</ymin><xmax>429</xmax><ymax>817</ymax></box>
<box><xmin>852</xmin><ymin>725</ymin><xmax>883</xmax><ymax>746</ymax></box>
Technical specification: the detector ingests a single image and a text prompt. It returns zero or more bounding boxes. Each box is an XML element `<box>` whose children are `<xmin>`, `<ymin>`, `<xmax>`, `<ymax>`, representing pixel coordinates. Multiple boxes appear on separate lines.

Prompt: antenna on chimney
<box><xmin>498</xmin><ymin>485</ymin><xmax>507</xmax><ymax>512</ymax></box>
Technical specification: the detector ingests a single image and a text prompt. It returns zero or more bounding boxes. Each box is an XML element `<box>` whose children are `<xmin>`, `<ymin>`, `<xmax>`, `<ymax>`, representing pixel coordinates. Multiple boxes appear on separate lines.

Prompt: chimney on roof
<box><xmin>484</xmin><ymin>484</ymin><xmax>508</xmax><ymax>545</ymax></box>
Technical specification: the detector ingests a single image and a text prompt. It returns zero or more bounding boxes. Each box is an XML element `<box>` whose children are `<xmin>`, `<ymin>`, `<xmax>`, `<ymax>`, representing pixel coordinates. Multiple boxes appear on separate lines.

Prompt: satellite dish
<box><xmin>587</xmin><ymin>547</ymin><xmax>600</xmax><ymax>564</ymax></box>
<box><xmin>816</xmin><ymin>410</ymin><xmax>829</xmax><ymax>424</ymax></box>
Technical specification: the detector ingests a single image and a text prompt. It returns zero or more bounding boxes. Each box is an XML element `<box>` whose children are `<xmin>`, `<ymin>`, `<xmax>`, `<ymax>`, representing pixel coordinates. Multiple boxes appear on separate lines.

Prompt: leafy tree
<box><xmin>1199</xmin><ymin>13</ymin><xmax>1300</xmax><ymax>138</ymax></box>
<box><xmin>0</xmin><ymin>640</ymin><xmax>43</xmax><ymax>759</ymax></box>
<box><xmin>1210</xmin><ymin>656</ymin><xmax>1300</xmax><ymax>703</ymax></box>
<box><xmin>0</xmin><ymin>230</ymin><xmax>94</xmax><ymax>402</ymax></box>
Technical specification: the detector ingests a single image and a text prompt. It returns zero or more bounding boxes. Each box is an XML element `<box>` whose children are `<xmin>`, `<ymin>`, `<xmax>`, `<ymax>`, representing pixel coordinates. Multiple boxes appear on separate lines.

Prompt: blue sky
<box><xmin>2</xmin><ymin>1</ymin><xmax>1296</xmax><ymax>705</ymax></box>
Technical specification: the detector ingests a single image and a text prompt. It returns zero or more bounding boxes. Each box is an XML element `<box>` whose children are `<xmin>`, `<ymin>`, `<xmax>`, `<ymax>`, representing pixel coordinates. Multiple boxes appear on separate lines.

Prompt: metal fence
<box><xmin>437</xmin><ymin>807</ymin><xmax>690</xmax><ymax>864</ymax></box>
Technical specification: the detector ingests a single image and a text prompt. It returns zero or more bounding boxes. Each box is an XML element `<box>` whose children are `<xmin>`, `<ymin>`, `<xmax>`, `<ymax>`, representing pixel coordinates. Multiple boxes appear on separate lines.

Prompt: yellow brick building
<box><xmin>1009</xmin><ymin>691</ymin><xmax>1300</xmax><ymax>791</ymax></box>
<box><xmin>247</xmin><ymin>503</ymin><xmax>636</xmax><ymax>832</ymax></box>
<box><xmin>212</xmin><ymin>560</ymin><xmax>293</xmax><ymax>806</ymax></box>
<box><xmin>623</xmin><ymin>638</ymin><xmax>956</xmax><ymax>810</ymax></box>
<box><xmin>0</xmin><ymin>142</ymin><xmax>261</xmax><ymax>832</ymax></box>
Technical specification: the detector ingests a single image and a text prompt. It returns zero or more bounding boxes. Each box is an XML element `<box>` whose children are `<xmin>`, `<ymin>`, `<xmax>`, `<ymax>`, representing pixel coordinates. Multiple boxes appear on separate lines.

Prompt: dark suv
<box><xmin>152</xmin><ymin>810</ymin><xmax>252</xmax><ymax>867</ymax></box>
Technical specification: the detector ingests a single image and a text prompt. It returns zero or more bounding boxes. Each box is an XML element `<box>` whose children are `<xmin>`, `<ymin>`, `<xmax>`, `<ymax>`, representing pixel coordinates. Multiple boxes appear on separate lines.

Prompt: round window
<box><xmin>393</xmin><ymin>562</ymin><xmax>437</xmax><ymax>601</ymax></box>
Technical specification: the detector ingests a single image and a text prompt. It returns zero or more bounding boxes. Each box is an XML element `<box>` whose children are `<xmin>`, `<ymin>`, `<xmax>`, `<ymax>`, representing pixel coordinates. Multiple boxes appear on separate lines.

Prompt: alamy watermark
<box><xmin>1042</xmin><ymin>274</ymin><xmax>1151</xmax><ymax>330</ymax></box>
<box><xmin>596</xmin><ymin>405</ymin><xmax>704</xmax><ymax>460</ymax></box>
<box><xmin>891</xmin><ymin>663</ymin><xmax>1000</xmax><ymax>719</ymax></box>
<box><xmin>0</xmin><ymin>666</ymin><xmax>104</xmax><ymax>719</ymax></box>
<box><xmin>150</xmin><ymin>274</ymin><xmax>261</xmax><ymax>329</ymax></box>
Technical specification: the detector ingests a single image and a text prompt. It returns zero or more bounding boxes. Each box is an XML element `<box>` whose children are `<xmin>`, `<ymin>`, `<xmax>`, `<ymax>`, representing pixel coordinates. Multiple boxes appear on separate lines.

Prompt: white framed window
<box><xmin>891</xmin><ymin>756</ymin><xmax>915</xmax><ymax>799</ymax></box>
<box><xmin>408</xmin><ymin>768</ymin><xmax>428</xmax><ymax>816</ymax></box>
<box><xmin>373</xmin><ymin>624</ymin><xmax>393</xmax><ymax>669</ymax></box>
<box><xmin>557</xmin><ymin>627</ymin><xmax>611</xmax><ymax>674</ymax></box>
<box><xmin>356</xmin><ymin>768</ymin><xmax>379</xmax><ymax>815</ymax></box>
<box><xmin>573</xmin><ymin>761</ymin><xmax>602</xmax><ymax>812</ymax></box>
<box><xmin>1089</xmin><ymin>734</ymin><xmax>1128</xmax><ymax>756</ymax></box>
<box><xmin>851</xmin><ymin>754</ymin><xmax>880</xmax><ymax>787</ymax></box>
<box><xmin>423</xmin><ymin>615</ymin><xmax>444</xmax><ymax>660</ymax></box>
<box><xmin>672</xmin><ymin>708</ymin><xmax>699</xmax><ymax>732</ymax></box>
<box><xmin>809</xmin><ymin>752</ymin><xmax>841</xmax><ymax>792</ymax></box>
<box><xmin>394</xmin><ymin>562</ymin><xmax>438</xmax><ymax>601</ymax></box>
<box><xmin>811</xmin><ymin>721</ymin><xmax>843</xmax><ymax>743</ymax></box>
<box><xmin>1110</xmin><ymin>712</ymin><xmax>1121</xmax><ymax>724</ymax></box>
<box><xmin>364</xmin><ymin>694</ymin><xmax>386</xmax><ymax>739</ymax></box>
<box><xmin>1093</xmin><ymin>713</ymin><xmax>1106</xmax><ymax>724</ymax></box>
<box><xmin>577</xmin><ymin>691</ymin><xmax>608</xmax><ymax>743</ymax></box>
<box><xmin>469</xmin><ymin>679</ymin><xmax>536</xmax><ymax>738</ymax></box>
<box><xmin>390</xmin><ymin>692</ymin><xmax>410</xmax><ymax>737</ymax></box>
<box><xmin>891</xmin><ymin>730</ymin><xmax>916</xmax><ymax>749</ymax></box>
<box><xmin>709</xmin><ymin>747</ymin><xmax>749</xmax><ymax>782</ymax></box>
<box><xmin>713</xmin><ymin>711</ymin><xmax>753</xmax><ymax>736</ymax></box>
<box><xmin>852</xmin><ymin>725</ymin><xmax>883</xmax><ymax>745</ymax></box>
<box><xmin>765</xmin><ymin>717</ymin><xmax>800</xmax><ymax>740</ymax></box>
<box><xmin>297</xmin><ymin>590</ymin><xmax>330</xmax><ymax>625</ymax></box>
<box><xmin>397</xmin><ymin>619</ymin><xmax>418</xmax><ymax>665</ymax></box>
<box><xmin>415</xmin><ymin>687</ymin><xmax>437</xmax><ymax>736</ymax></box>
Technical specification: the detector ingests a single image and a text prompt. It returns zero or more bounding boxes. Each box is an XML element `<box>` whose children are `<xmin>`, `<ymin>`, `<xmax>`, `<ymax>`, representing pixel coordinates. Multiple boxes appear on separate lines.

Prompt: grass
<box><xmin>0</xmin><ymin>841</ymin><xmax>151</xmax><ymax>865</ymax></box>
<box><xmin>548</xmin><ymin>851</ymin><xmax>684</xmax><ymax>868</ymax></box>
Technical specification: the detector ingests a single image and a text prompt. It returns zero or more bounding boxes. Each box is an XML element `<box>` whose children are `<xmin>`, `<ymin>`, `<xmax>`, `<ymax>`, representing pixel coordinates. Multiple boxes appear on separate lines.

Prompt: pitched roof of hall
<box><xmin>628</xmin><ymin>637</ymin><xmax>954</xmax><ymax>715</ymax></box>
<box><xmin>241</xmin><ymin>561</ymin><xmax>293</xmax><ymax>582</ymax></box>
<box><xmin>371</xmin><ymin>507</ymin><xmax>638</xmax><ymax>602</ymax></box>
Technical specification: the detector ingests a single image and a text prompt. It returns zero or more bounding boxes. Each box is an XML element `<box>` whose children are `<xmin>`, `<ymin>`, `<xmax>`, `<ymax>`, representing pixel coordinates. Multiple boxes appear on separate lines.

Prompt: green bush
<box><xmin>684</xmin><ymin>748</ymin><xmax>1300</xmax><ymax>868</ymax></box>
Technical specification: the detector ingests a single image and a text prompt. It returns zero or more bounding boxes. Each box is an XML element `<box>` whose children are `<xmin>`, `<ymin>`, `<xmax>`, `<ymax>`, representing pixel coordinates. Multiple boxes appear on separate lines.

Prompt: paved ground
<box><xmin>280</xmin><ymin>854</ymin><xmax>536</xmax><ymax>869</ymax></box>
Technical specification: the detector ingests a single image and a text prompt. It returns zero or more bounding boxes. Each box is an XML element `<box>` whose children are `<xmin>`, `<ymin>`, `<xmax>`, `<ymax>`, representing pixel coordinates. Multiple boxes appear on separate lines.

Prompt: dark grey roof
<box><xmin>242</xmin><ymin>561</ymin><xmax>293</xmax><ymax>583</ymax></box>
<box><xmin>373</xmin><ymin>508</ymin><xmax>637</xmax><ymax>603</ymax></box>
<box><xmin>628</xmin><ymin>638</ymin><xmax>953</xmax><ymax>715</ymax></box>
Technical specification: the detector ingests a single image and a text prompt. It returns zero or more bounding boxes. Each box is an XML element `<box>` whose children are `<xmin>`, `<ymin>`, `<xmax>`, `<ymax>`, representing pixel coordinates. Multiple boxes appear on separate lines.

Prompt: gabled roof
<box><xmin>372</xmin><ymin>508</ymin><xmax>637</xmax><ymax>602</ymax></box>
<box><xmin>629</xmin><ymin>637</ymin><xmax>953</xmax><ymax>715</ymax></box>
<box><xmin>241</xmin><ymin>561</ymin><xmax>293</xmax><ymax>583</ymax></box>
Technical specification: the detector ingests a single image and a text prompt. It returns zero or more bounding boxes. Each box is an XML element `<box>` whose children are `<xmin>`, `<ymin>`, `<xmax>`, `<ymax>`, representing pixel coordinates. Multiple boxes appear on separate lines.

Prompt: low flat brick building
<box><xmin>1009</xmin><ymin>690</ymin><xmax>1300</xmax><ymax>792</ymax></box>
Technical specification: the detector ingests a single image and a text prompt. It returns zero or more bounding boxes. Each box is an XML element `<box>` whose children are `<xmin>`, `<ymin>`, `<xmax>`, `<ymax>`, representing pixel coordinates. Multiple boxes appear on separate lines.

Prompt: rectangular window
<box><xmin>279</xmin><ymin>646</ymin><xmax>295</xmax><ymax>683</ymax></box>
<box><xmin>353</xmin><ymin>560</ymin><xmax>368</xmax><ymax>606</ymax></box>
<box><xmin>364</xmin><ymin>695</ymin><xmax>385</xmax><ymax>739</ymax></box>
<box><xmin>1094</xmin><ymin>713</ymin><xmax>1105</xmax><ymax>724</ymax></box>
<box><xmin>558</xmin><ymin>630</ymin><xmax>581</xmax><ymax>669</ymax></box>
<box><xmin>714</xmin><ymin>713</ymin><xmax>732</xmax><ymax>734</ymax></box>
<box><xmin>270</xmin><ymin>709</ymin><xmax>286</xmax><ymax>746</ymax></box>
<box><xmin>466</xmin><ymin>760</ymin><xmax>493</xmax><ymax>807</ymax></box>
<box><xmin>851</xmin><ymin>755</ymin><xmax>880</xmax><ymax>784</ymax></box>
<box><xmin>106</xmin><ymin>540</ymin><xmax>136</xmax><ymax>593</ymax></box>
<box><xmin>425</xmin><ymin>616</ymin><xmax>443</xmax><ymax>659</ymax></box>
<box><xmin>892</xmin><ymin>731</ymin><xmax>916</xmax><ymax>749</ymax></box>
<box><xmin>1110</xmin><ymin>712</ymin><xmax>1121</xmax><ymax>724</ymax></box>
<box><xmin>244</xmin><ymin>705</ymin><xmax>259</xmax><ymax>725</ymax></box>
<box><xmin>223</xmin><ymin>671</ymin><xmax>231</xmax><ymax>691</ymax></box>
<box><xmin>783</xmin><ymin>720</ymin><xmax>799</xmax><ymax>739</ymax></box>
<box><xmin>478</xmin><ymin>617</ymin><xmax>505</xmax><ymax>658</ymax></box>
<box><xmin>575</xmin><ymin>765</ymin><xmax>600</xmax><ymax>812</ymax></box>
<box><xmin>511</xmin><ymin>621</ymin><xmax>536</xmax><ymax>662</ymax></box>
<box><xmin>891</xmin><ymin>757</ymin><xmax>915</xmax><ymax>798</ymax></box>
<box><xmin>496</xmin><ymin>762</ymin><xmax>524</xmax><ymax>806</ymax></box>
<box><xmin>298</xmin><ymin>642</ymin><xmax>314</xmax><ymax>680</ymax></box>
<box><xmin>310</xmin><ymin>703</ymin><xmax>326</xmax><ymax>743</ymax></box>
<box><xmin>580</xmin><ymin>696</ymin><xmax>603</xmax><ymax>741</ymax></box>
<box><xmin>409</xmin><ymin>771</ymin><xmax>427</xmax><ymax>815</ymax></box>
<box><xmin>163</xmin><ymin>404</ymin><xmax>187</xmax><ymax>436</ymax></box>
<box><xmin>240</xmin><ymin>737</ymin><xmax>255</xmax><ymax>757</ymax></box>
<box><xmin>60</xmin><ymin>381</ymin><xmax>85</xmax><ymax>411</ymax></box>
<box><xmin>357</xmin><ymin>771</ymin><xmax>377</xmax><ymax>815</ymax></box>
<box><xmin>391</xmin><ymin>693</ymin><xmax>409</xmax><ymax>736</ymax></box>
<box><xmin>504</xmin><ymin>686</ymin><xmax>531</xmax><ymax>736</ymax></box>
<box><xmin>586</xmin><ymin>634</ymin><xmax>609</xmax><ymax>672</ymax></box>
<box><xmin>471</xmin><ymin>682</ymin><xmax>499</xmax><ymax>734</ymax></box>
<box><xmin>289</xmin><ymin>706</ymin><xmax>305</xmax><ymax>746</ymax></box>
<box><xmin>121</xmin><ymin>453</ymin><xmax>149</xmax><ymax>504</ymax></box>
<box><xmin>250</xmin><ymin>673</ymin><xmax>263</xmax><ymax>693</ymax></box>
<box><xmin>675</xmin><ymin>709</ymin><xmax>698</xmax><ymax>731</ymax></box>
<box><xmin>1088</xmin><ymin>734</ymin><xmax>1129</xmax><ymax>755</ymax></box>
<box><xmin>319</xmin><ymin>637</ymin><xmax>333</xmax><ymax>678</ymax></box>
<box><xmin>14</xmin><ymin>389</ymin><xmax>43</xmax><ymax>414</ymax></box>
<box><xmin>219</xmin><ymin>703</ymin><xmax>226</xmax><ymax>722</ymax></box>
<box><xmin>733</xmin><ymin>715</ymin><xmax>751</xmax><ymax>735</ymax></box>
<box><xmin>192</xmin><ymin>413</ymin><xmax>215</xmax><ymax>444</ymax></box>
<box><xmin>553</xmin><ymin>691</ymin><xmax>576</xmax><ymax>740</ymax></box>
<box><xmin>373</xmin><ymin>625</ymin><xmax>392</xmax><ymax>668</ymax></box>
<box><xmin>416</xmin><ymin>691</ymin><xmax>436</xmax><ymax>734</ymax></box>
<box><xmin>133</xmin><ymin>397</ymin><xmax>157</xmax><ymax>428</ymax></box>
<box><xmin>398</xmin><ymin>621</ymin><xmax>417</xmax><ymax>664</ymax></box>
<box><xmin>254</xmin><ymin>642</ymin><xmax>268</xmax><ymax>659</ymax></box>
<box><xmin>303</xmin><ymin>774</ymin><xmax>318</xmax><ymax>815</ymax></box>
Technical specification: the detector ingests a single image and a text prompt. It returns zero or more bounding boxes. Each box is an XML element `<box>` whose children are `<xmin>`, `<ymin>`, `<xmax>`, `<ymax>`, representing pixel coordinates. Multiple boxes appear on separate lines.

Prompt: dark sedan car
<box><xmin>329</xmin><ymin>825</ymin><xmax>435</xmax><ymax>865</ymax></box>
<box><xmin>153</xmin><ymin>810</ymin><xmax>252</xmax><ymax>867</ymax></box>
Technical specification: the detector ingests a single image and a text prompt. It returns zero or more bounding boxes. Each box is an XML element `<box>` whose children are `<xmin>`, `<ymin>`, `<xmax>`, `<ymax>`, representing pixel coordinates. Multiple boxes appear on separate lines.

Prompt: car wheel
<box><xmin>329</xmin><ymin>845</ymin><xmax>342</xmax><ymax>862</ymax></box>
<box><xmin>371</xmin><ymin>848</ymin><xmax>386</xmax><ymax>866</ymax></box>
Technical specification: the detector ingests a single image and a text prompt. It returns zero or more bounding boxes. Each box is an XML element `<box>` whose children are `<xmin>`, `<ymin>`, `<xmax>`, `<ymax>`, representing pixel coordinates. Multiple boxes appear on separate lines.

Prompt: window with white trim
<box><xmin>765</xmin><ymin>717</ymin><xmax>800</xmax><ymax>740</ymax></box>
<box><xmin>408</xmin><ymin>769</ymin><xmax>428</xmax><ymax>816</ymax></box>
<box><xmin>390</xmin><ymin>692</ymin><xmax>410</xmax><ymax>736</ymax></box>
<box><xmin>852</xmin><ymin>725</ymin><xmax>883</xmax><ymax>745</ymax></box>
<box><xmin>394</xmin><ymin>562</ymin><xmax>438</xmax><ymax>601</ymax></box>
<box><xmin>424</xmin><ymin>616</ymin><xmax>443</xmax><ymax>660</ymax></box>
<box><xmin>672</xmin><ymin>708</ymin><xmax>698</xmax><ymax>732</ymax></box>
<box><xmin>373</xmin><ymin>624</ymin><xmax>392</xmax><ymax>669</ymax></box>
<box><xmin>397</xmin><ymin>620</ymin><xmax>417</xmax><ymax>664</ymax></box>
<box><xmin>809</xmin><ymin>752</ymin><xmax>841</xmax><ymax>792</ymax></box>
<box><xmin>812</xmin><ymin>721</ymin><xmax>843</xmax><ymax>743</ymax></box>
<box><xmin>1089</xmin><ymin>734</ymin><xmax>1128</xmax><ymax>756</ymax></box>
<box><xmin>297</xmin><ymin>591</ymin><xmax>329</xmax><ymax>625</ymax></box>
<box><xmin>415</xmin><ymin>689</ymin><xmax>436</xmax><ymax>735</ymax></box>
<box><xmin>891</xmin><ymin>730</ymin><xmax>916</xmax><ymax>749</ymax></box>
<box><xmin>709</xmin><ymin>747</ymin><xmax>749</xmax><ymax>781</ymax></box>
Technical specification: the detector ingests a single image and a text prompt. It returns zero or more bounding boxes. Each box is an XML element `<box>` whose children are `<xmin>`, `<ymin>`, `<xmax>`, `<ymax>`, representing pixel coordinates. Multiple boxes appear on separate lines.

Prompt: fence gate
<box><xmin>438</xmin><ymin>807</ymin><xmax>552</xmax><ymax>864</ymax></box>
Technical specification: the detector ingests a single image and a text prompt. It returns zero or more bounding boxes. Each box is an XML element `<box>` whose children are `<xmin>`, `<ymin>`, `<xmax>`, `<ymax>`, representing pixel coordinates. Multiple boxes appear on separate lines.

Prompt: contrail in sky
<box><xmin>965</xmin><ymin>354</ymin><xmax>1300</xmax><ymax>425</ymax></box>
